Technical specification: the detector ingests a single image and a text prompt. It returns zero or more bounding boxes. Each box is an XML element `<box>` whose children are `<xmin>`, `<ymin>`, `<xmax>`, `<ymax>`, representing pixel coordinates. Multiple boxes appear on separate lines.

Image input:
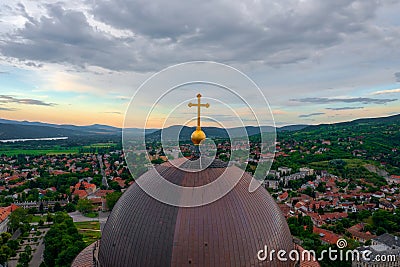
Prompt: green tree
<box><xmin>106</xmin><ymin>192</ymin><xmax>122</xmax><ymax>211</ymax></box>
<box><xmin>8</xmin><ymin>208</ymin><xmax>28</xmax><ymax>233</ymax></box>
<box><xmin>76</xmin><ymin>199</ymin><xmax>93</xmax><ymax>214</ymax></box>
<box><xmin>43</xmin><ymin>212</ymin><xmax>85</xmax><ymax>267</ymax></box>
<box><xmin>18</xmin><ymin>251</ymin><xmax>30</xmax><ymax>267</ymax></box>
<box><xmin>53</xmin><ymin>202</ymin><xmax>62</xmax><ymax>212</ymax></box>
<box><xmin>46</xmin><ymin>213</ymin><xmax>53</xmax><ymax>223</ymax></box>
<box><xmin>64</xmin><ymin>203</ymin><xmax>76</xmax><ymax>213</ymax></box>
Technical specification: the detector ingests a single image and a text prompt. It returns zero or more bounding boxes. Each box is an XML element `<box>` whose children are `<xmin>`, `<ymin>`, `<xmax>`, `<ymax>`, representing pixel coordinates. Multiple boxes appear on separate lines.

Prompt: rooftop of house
<box><xmin>313</xmin><ymin>227</ymin><xmax>341</xmax><ymax>245</ymax></box>
<box><xmin>373</xmin><ymin>233</ymin><xmax>400</xmax><ymax>248</ymax></box>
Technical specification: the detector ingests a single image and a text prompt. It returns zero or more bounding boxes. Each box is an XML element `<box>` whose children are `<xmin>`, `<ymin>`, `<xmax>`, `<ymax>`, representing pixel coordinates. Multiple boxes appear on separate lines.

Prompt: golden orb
<box><xmin>191</xmin><ymin>129</ymin><xmax>206</xmax><ymax>145</ymax></box>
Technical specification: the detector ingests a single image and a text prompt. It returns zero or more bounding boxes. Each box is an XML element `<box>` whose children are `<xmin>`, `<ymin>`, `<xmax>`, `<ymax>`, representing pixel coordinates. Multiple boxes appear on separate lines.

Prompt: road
<box><xmin>97</xmin><ymin>154</ymin><xmax>109</xmax><ymax>188</ymax></box>
<box><xmin>68</xmin><ymin>211</ymin><xmax>109</xmax><ymax>231</ymax></box>
<box><xmin>68</xmin><ymin>211</ymin><xmax>98</xmax><ymax>222</ymax></box>
<box><xmin>29</xmin><ymin>229</ymin><xmax>48</xmax><ymax>267</ymax></box>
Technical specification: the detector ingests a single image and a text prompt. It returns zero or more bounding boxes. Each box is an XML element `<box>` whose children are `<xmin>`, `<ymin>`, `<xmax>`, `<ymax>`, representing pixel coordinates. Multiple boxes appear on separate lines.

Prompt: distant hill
<box><xmin>277</xmin><ymin>114</ymin><xmax>400</xmax><ymax>155</ymax></box>
<box><xmin>278</xmin><ymin>125</ymin><xmax>308</xmax><ymax>132</ymax></box>
<box><xmin>145</xmin><ymin>125</ymin><xmax>305</xmax><ymax>141</ymax></box>
<box><xmin>0</xmin><ymin>123</ymin><xmax>80</xmax><ymax>140</ymax></box>
<box><xmin>301</xmin><ymin>114</ymin><xmax>400</xmax><ymax>132</ymax></box>
<box><xmin>1</xmin><ymin>114</ymin><xmax>398</xmax><ymax>141</ymax></box>
<box><xmin>0</xmin><ymin>119</ymin><xmax>156</xmax><ymax>140</ymax></box>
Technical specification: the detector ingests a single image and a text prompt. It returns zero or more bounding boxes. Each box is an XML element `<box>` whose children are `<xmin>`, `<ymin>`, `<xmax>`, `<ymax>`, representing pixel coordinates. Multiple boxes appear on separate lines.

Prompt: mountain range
<box><xmin>144</xmin><ymin>124</ymin><xmax>308</xmax><ymax>141</ymax></box>
<box><xmin>0</xmin><ymin>114</ymin><xmax>398</xmax><ymax>141</ymax></box>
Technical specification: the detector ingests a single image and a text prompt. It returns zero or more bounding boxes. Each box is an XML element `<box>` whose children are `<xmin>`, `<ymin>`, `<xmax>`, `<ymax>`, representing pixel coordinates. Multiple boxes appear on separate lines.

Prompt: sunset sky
<box><xmin>0</xmin><ymin>0</ymin><xmax>399</xmax><ymax>128</ymax></box>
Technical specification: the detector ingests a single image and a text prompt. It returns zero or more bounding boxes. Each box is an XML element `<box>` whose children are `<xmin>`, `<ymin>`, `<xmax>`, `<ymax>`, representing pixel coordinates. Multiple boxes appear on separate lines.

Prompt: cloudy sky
<box><xmin>0</xmin><ymin>0</ymin><xmax>399</xmax><ymax>127</ymax></box>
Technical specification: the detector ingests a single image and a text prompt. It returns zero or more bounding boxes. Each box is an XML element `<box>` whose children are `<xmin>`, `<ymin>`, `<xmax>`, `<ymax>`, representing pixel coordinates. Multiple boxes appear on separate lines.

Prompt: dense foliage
<box><xmin>42</xmin><ymin>212</ymin><xmax>85</xmax><ymax>267</ymax></box>
<box><xmin>106</xmin><ymin>191</ymin><xmax>122</xmax><ymax>211</ymax></box>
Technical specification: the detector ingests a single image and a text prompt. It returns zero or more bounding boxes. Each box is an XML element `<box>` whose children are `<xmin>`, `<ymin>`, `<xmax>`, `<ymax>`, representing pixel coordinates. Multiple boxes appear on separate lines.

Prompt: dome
<box><xmin>98</xmin><ymin>159</ymin><xmax>295</xmax><ymax>267</ymax></box>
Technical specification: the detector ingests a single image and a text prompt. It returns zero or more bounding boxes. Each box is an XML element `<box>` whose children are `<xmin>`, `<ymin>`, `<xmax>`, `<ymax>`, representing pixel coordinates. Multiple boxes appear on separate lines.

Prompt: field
<box><xmin>83</xmin><ymin>142</ymin><xmax>117</xmax><ymax>148</ymax></box>
<box><xmin>0</xmin><ymin>141</ymin><xmax>119</xmax><ymax>156</ymax></box>
<box><xmin>31</xmin><ymin>214</ymin><xmax>48</xmax><ymax>223</ymax></box>
<box><xmin>308</xmin><ymin>158</ymin><xmax>376</xmax><ymax>169</ymax></box>
<box><xmin>0</xmin><ymin>148</ymin><xmax>79</xmax><ymax>156</ymax></box>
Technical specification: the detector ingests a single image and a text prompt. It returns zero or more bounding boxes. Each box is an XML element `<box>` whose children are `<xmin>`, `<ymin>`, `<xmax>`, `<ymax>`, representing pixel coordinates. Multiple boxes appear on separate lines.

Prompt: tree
<box><xmin>39</xmin><ymin>202</ymin><xmax>44</xmax><ymax>214</ymax></box>
<box><xmin>7</xmin><ymin>240</ymin><xmax>19</xmax><ymax>251</ymax></box>
<box><xmin>46</xmin><ymin>213</ymin><xmax>53</xmax><ymax>223</ymax></box>
<box><xmin>316</xmin><ymin>182</ymin><xmax>326</xmax><ymax>193</ymax></box>
<box><xmin>1</xmin><ymin>233</ymin><xmax>11</xmax><ymax>244</ymax></box>
<box><xmin>18</xmin><ymin>251</ymin><xmax>30</xmax><ymax>267</ymax></box>
<box><xmin>76</xmin><ymin>199</ymin><xmax>93</xmax><ymax>214</ymax></box>
<box><xmin>8</xmin><ymin>208</ymin><xmax>28</xmax><ymax>233</ymax></box>
<box><xmin>43</xmin><ymin>212</ymin><xmax>85</xmax><ymax>267</ymax></box>
<box><xmin>64</xmin><ymin>203</ymin><xmax>76</xmax><ymax>213</ymax></box>
<box><xmin>376</xmin><ymin>227</ymin><xmax>386</xmax><ymax>235</ymax></box>
<box><xmin>317</xmin><ymin>207</ymin><xmax>324</xmax><ymax>215</ymax></box>
<box><xmin>334</xmin><ymin>222</ymin><xmax>345</xmax><ymax>234</ymax></box>
<box><xmin>106</xmin><ymin>192</ymin><xmax>122</xmax><ymax>211</ymax></box>
<box><xmin>53</xmin><ymin>202</ymin><xmax>62</xmax><ymax>212</ymax></box>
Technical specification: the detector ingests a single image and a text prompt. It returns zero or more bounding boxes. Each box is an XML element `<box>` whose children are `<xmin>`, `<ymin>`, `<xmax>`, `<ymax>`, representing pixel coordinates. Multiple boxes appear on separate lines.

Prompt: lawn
<box><xmin>75</xmin><ymin>221</ymin><xmax>101</xmax><ymax>246</ymax></box>
<box><xmin>84</xmin><ymin>211</ymin><xmax>98</xmax><ymax>218</ymax></box>
<box><xmin>30</xmin><ymin>215</ymin><xmax>48</xmax><ymax>223</ymax></box>
<box><xmin>309</xmin><ymin>158</ymin><xmax>376</xmax><ymax>169</ymax></box>
<box><xmin>74</xmin><ymin>221</ymin><xmax>100</xmax><ymax>230</ymax></box>
<box><xmin>83</xmin><ymin>143</ymin><xmax>117</xmax><ymax>148</ymax></box>
<box><xmin>0</xmin><ymin>148</ymin><xmax>79</xmax><ymax>156</ymax></box>
<box><xmin>80</xmin><ymin>230</ymin><xmax>101</xmax><ymax>246</ymax></box>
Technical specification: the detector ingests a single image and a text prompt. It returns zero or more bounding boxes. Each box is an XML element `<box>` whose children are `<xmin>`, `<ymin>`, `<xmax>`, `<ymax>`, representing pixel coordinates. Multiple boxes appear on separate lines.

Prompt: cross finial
<box><xmin>188</xmin><ymin>93</ymin><xmax>210</xmax><ymax>130</ymax></box>
<box><xmin>188</xmin><ymin>94</ymin><xmax>210</xmax><ymax>146</ymax></box>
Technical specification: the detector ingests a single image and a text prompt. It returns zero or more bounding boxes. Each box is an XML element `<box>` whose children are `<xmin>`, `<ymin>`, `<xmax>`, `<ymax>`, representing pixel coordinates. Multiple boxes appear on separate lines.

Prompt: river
<box><xmin>0</xmin><ymin>137</ymin><xmax>68</xmax><ymax>143</ymax></box>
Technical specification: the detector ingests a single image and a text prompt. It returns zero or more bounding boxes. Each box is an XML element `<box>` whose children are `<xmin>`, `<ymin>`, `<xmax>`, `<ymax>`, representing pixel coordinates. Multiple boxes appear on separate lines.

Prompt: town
<box><xmin>0</xmin><ymin>115</ymin><xmax>399</xmax><ymax>267</ymax></box>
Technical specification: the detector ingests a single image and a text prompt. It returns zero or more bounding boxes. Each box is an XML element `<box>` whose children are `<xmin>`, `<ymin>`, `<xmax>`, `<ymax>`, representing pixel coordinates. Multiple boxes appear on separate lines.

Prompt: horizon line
<box><xmin>1</xmin><ymin>113</ymin><xmax>398</xmax><ymax>129</ymax></box>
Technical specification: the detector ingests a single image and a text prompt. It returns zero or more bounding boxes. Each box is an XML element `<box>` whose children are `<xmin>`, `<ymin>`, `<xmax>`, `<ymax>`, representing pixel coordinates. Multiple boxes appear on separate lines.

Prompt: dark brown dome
<box><xmin>99</xmin><ymin>159</ymin><xmax>294</xmax><ymax>267</ymax></box>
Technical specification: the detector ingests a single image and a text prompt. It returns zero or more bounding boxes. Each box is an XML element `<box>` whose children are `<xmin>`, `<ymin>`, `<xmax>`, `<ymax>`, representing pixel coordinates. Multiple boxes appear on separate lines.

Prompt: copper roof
<box><xmin>99</xmin><ymin>159</ymin><xmax>295</xmax><ymax>267</ymax></box>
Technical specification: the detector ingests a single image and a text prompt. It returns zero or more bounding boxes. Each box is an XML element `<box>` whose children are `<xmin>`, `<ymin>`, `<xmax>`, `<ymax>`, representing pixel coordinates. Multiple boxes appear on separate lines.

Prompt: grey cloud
<box><xmin>0</xmin><ymin>1</ymin><xmax>388</xmax><ymax>71</ymax></box>
<box><xmin>0</xmin><ymin>106</ymin><xmax>17</xmax><ymax>111</ymax></box>
<box><xmin>0</xmin><ymin>3</ymin><xmax>138</xmax><ymax>71</ymax></box>
<box><xmin>292</xmin><ymin>97</ymin><xmax>396</xmax><ymax>105</ymax></box>
<box><xmin>298</xmin><ymin>112</ymin><xmax>325</xmax><ymax>118</ymax></box>
<box><xmin>395</xmin><ymin>72</ymin><xmax>400</xmax><ymax>82</ymax></box>
<box><xmin>326</xmin><ymin>106</ymin><xmax>364</xmax><ymax>110</ymax></box>
<box><xmin>0</xmin><ymin>95</ymin><xmax>55</xmax><ymax>106</ymax></box>
<box><xmin>103</xmin><ymin>111</ymin><xmax>122</xmax><ymax>114</ymax></box>
<box><xmin>16</xmin><ymin>2</ymin><xmax>35</xmax><ymax>24</ymax></box>
<box><xmin>25</xmin><ymin>62</ymin><xmax>43</xmax><ymax>68</ymax></box>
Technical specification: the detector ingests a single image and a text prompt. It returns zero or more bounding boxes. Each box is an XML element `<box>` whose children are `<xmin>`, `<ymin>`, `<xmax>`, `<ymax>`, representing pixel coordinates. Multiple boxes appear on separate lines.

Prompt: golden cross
<box><xmin>188</xmin><ymin>93</ymin><xmax>210</xmax><ymax>130</ymax></box>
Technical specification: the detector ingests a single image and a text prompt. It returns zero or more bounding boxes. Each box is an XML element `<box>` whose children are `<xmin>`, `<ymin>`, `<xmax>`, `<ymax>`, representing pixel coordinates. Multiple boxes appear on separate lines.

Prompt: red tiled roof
<box><xmin>278</xmin><ymin>191</ymin><xmax>289</xmax><ymax>201</ymax></box>
<box><xmin>313</xmin><ymin>227</ymin><xmax>341</xmax><ymax>245</ymax></box>
<box><xmin>319</xmin><ymin>212</ymin><xmax>348</xmax><ymax>221</ymax></box>
<box><xmin>347</xmin><ymin>223</ymin><xmax>376</xmax><ymax>241</ymax></box>
<box><xmin>0</xmin><ymin>204</ymin><xmax>19</xmax><ymax>223</ymax></box>
<box><xmin>94</xmin><ymin>190</ymin><xmax>115</xmax><ymax>197</ymax></box>
<box><xmin>295</xmin><ymin>202</ymin><xmax>305</xmax><ymax>209</ymax></box>
<box><xmin>113</xmin><ymin>177</ymin><xmax>126</xmax><ymax>188</ymax></box>
<box><xmin>74</xmin><ymin>181</ymin><xmax>96</xmax><ymax>190</ymax></box>
<box><xmin>73</xmin><ymin>190</ymin><xmax>88</xmax><ymax>199</ymax></box>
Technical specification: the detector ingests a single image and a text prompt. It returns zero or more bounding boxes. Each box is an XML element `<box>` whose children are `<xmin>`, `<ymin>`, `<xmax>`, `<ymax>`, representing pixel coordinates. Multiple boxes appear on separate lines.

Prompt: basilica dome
<box><xmin>98</xmin><ymin>159</ymin><xmax>295</xmax><ymax>267</ymax></box>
